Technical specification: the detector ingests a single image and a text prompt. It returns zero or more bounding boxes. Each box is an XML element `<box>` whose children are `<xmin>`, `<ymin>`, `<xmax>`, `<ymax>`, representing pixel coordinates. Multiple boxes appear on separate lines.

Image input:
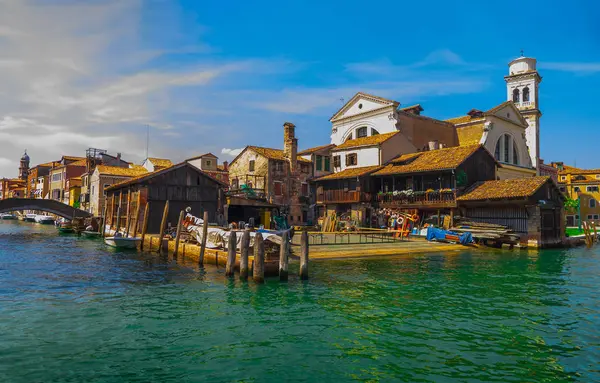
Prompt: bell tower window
<box><xmin>512</xmin><ymin>88</ymin><xmax>520</xmax><ymax>103</ymax></box>
<box><xmin>522</xmin><ymin>87</ymin><xmax>530</xmax><ymax>102</ymax></box>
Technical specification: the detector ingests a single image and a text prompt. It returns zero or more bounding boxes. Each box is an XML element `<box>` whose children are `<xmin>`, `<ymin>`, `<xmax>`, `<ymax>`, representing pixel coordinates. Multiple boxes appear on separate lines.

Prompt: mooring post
<box><xmin>199</xmin><ymin>211</ymin><xmax>209</xmax><ymax>266</ymax></box>
<box><xmin>173</xmin><ymin>210</ymin><xmax>185</xmax><ymax>257</ymax></box>
<box><xmin>132</xmin><ymin>192</ymin><xmax>141</xmax><ymax>238</ymax></box>
<box><xmin>253</xmin><ymin>232</ymin><xmax>265</xmax><ymax>284</ymax></box>
<box><xmin>158</xmin><ymin>200</ymin><xmax>170</xmax><ymax>255</ymax></box>
<box><xmin>240</xmin><ymin>228</ymin><xmax>250</xmax><ymax>280</ymax></box>
<box><xmin>125</xmin><ymin>190</ymin><xmax>132</xmax><ymax>237</ymax></box>
<box><xmin>299</xmin><ymin>230</ymin><xmax>309</xmax><ymax>280</ymax></box>
<box><xmin>226</xmin><ymin>230</ymin><xmax>237</xmax><ymax>277</ymax></box>
<box><xmin>109</xmin><ymin>195</ymin><xmax>115</xmax><ymax>230</ymax></box>
<box><xmin>140</xmin><ymin>202</ymin><xmax>150</xmax><ymax>251</ymax></box>
<box><xmin>279</xmin><ymin>230</ymin><xmax>289</xmax><ymax>281</ymax></box>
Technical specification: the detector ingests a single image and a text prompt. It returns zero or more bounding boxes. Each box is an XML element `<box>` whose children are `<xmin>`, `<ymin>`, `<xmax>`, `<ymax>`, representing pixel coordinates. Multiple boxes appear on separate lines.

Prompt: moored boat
<box><xmin>23</xmin><ymin>214</ymin><xmax>37</xmax><ymax>222</ymax></box>
<box><xmin>0</xmin><ymin>213</ymin><xmax>17</xmax><ymax>220</ymax></box>
<box><xmin>82</xmin><ymin>231</ymin><xmax>102</xmax><ymax>239</ymax></box>
<box><xmin>58</xmin><ymin>226</ymin><xmax>75</xmax><ymax>234</ymax></box>
<box><xmin>104</xmin><ymin>235</ymin><xmax>141</xmax><ymax>249</ymax></box>
<box><xmin>35</xmin><ymin>215</ymin><xmax>55</xmax><ymax>224</ymax></box>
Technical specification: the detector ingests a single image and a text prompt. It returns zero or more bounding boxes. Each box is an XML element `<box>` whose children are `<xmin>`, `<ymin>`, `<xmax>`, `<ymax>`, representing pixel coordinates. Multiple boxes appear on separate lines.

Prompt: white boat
<box><xmin>104</xmin><ymin>234</ymin><xmax>141</xmax><ymax>249</ymax></box>
<box><xmin>24</xmin><ymin>214</ymin><xmax>37</xmax><ymax>222</ymax></box>
<box><xmin>35</xmin><ymin>215</ymin><xmax>55</xmax><ymax>224</ymax></box>
<box><xmin>0</xmin><ymin>213</ymin><xmax>17</xmax><ymax>220</ymax></box>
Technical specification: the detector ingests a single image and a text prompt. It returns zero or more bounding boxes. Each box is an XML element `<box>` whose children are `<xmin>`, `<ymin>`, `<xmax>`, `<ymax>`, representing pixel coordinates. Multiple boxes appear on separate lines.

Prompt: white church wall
<box><xmin>331</xmin><ymin>108</ymin><xmax>397</xmax><ymax>145</ymax></box>
<box><xmin>333</xmin><ymin>147</ymin><xmax>381</xmax><ymax>172</ymax></box>
<box><xmin>484</xmin><ymin>117</ymin><xmax>532</xmax><ymax>169</ymax></box>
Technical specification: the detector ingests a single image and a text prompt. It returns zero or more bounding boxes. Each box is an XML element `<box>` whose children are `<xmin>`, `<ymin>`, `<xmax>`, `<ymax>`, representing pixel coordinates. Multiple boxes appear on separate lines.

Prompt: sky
<box><xmin>1</xmin><ymin>0</ymin><xmax>599</xmax><ymax>178</ymax></box>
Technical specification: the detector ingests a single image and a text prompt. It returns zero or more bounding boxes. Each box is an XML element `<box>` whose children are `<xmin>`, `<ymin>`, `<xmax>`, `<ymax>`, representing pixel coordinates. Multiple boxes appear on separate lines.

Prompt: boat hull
<box><xmin>82</xmin><ymin>231</ymin><xmax>102</xmax><ymax>238</ymax></box>
<box><xmin>0</xmin><ymin>215</ymin><xmax>17</xmax><ymax>220</ymax></box>
<box><xmin>104</xmin><ymin>237</ymin><xmax>141</xmax><ymax>249</ymax></box>
<box><xmin>58</xmin><ymin>227</ymin><xmax>75</xmax><ymax>234</ymax></box>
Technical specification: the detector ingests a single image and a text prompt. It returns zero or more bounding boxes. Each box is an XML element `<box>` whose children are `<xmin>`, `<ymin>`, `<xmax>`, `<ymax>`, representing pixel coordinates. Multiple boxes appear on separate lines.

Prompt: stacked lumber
<box><xmin>321</xmin><ymin>213</ymin><xmax>338</xmax><ymax>233</ymax></box>
<box><xmin>451</xmin><ymin>219</ymin><xmax>521</xmax><ymax>245</ymax></box>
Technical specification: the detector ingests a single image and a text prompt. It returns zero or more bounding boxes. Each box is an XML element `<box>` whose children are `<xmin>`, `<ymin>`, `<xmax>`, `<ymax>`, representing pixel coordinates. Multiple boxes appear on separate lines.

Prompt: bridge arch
<box><xmin>0</xmin><ymin>198</ymin><xmax>92</xmax><ymax>219</ymax></box>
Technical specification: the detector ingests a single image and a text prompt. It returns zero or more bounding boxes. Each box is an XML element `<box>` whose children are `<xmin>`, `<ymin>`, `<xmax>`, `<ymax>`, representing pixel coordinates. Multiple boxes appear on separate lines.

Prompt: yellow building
<box><xmin>553</xmin><ymin>163</ymin><xmax>600</xmax><ymax>226</ymax></box>
<box><xmin>68</xmin><ymin>177</ymin><xmax>82</xmax><ymax>207</ymax></box>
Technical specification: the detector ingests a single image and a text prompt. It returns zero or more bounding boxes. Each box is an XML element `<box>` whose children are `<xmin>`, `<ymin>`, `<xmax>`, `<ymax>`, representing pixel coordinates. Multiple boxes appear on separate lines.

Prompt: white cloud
<box><xmin>540</xmin><ymin>62</ymin><xmax>600</xmax><ymax>74</ymax></box>
<box><xmin>221</xmin><ymin>148</ymin><xmax>244</xmax><ymax>157</ymax></box>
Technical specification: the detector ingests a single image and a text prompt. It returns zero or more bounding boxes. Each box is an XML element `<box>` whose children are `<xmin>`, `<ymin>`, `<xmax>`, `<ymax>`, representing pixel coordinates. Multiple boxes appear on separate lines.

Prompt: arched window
<box><xmin>522</xmin><ymin>87</ymin><xmax>530</xmax><ymax>102</ymax></box>
<box><xmin>512</xmin><ymin>88</ymin><xmax>520</xmax><ymax>103</ymax></box>
<box><xmin>356</xmin><ymin>127</ymin><xmax>368</xmax><ymax>138</ymax></box>
<box><xmin>512</xmin><ymin>140</ymin><xmax>519</xmax><ymax>165</ymax></box>
<box><xmin>495</xmin><ymin>134</ymin><xmax>519</xmax><ymax>165</ymax></box>
<box><xmin>345</xmin><ymin>133</ymin><xmax>353</xmax><ymax>142</ymax></box>
<box><xmin>504</xmin><ymin>134</ymin><xmax>510</xmax><ymax>163</ymax></box>
<box><xmin>371</xmin><ymin>128</ymin><xmax>379</xmax><ymax>136</ymax></box>
<box><xmin>591</xmin><ymin>199</ymin><xmax>597</xmax><ymax>208</ymax></box>
<box><xmin>494</xmin><ymin>140</ymin><xmax>501</xmax><ymax>161</ymax></box>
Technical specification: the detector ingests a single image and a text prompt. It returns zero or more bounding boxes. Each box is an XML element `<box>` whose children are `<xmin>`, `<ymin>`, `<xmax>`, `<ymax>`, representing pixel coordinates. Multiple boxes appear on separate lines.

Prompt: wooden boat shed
<box><xmin>104</xmin><ymin>162</ymin><xmax>227</xmax><ymax>234</ymax></box>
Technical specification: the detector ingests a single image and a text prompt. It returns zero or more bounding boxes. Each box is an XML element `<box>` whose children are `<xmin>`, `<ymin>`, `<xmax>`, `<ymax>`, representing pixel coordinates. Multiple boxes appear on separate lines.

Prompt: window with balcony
<box><xmin>346</xmin><ymin>153</ymin><xmax>357</xmax><ymax>166</ymax></box>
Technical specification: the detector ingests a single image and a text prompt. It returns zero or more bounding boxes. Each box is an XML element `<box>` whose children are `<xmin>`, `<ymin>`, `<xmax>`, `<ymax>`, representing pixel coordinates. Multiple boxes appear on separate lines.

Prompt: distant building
<box><xmin>186</xmin><ymin>153</ymin><xmax>229</xmax><ymax>185</ymax></box>
<box><xmin>141</xmin><ymin>157</ymin><xmax>174</xmax><ymax>172</ymax></box>
<box><xmin>48</xmin><ymin>156</ymin><xmax>86</xmax><ymax>203</ymax></box>
<box><xmin>88</xmin><ymin>165</ymin><xmax>149</xmax><ymax>216</ymax></box>
<box><xmin>552</xmin><ymin>162</ymin><xmax>600</xmax><ymax>226</ymax></box>
<box><xmin>80</xmin><ymin>150</ymin><xmax>130</xmax><ymax>212</ymax></box>
<box><xmin>19</xmin><ymin>150</ymin><xmax>30</xmax><ymax>181</ymax></box>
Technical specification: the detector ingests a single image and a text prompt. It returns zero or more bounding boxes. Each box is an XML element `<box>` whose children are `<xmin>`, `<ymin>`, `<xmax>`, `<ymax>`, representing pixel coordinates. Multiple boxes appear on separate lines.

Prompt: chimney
<box><xmin>283</xmin><ymin>122</ymin><xmax>297</xmax><ymax>172</ymax></box>
<box><xmin>428</xmin><ymin>140</ymin><xmax>439</xmax><ymax>151</ymax></box>
<box><xmin>116</xmin><ymin>153</ymin><xmax>121</xmax><ymax>162</ymax></box>
<box><xmin>222</xmin><ymin>161</ymin><xmax>229</xmax><ymax>171</ymax></box>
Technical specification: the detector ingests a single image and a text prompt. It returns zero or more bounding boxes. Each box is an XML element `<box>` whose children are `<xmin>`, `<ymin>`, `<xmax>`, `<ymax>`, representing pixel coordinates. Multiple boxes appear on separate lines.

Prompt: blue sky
<box><xmin>0</xmin><ymin>0</ymin><xmax>599</xmax><ymax>177</ymax></box>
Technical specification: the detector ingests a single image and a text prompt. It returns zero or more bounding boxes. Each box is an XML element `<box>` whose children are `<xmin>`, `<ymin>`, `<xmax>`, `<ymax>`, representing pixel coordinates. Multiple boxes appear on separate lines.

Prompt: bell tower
<box><xmin>19</xmin><ymin>150</ymin><xmax>30</xmax><ymax>180</ymax></box>
<box><xmin>505</xmin><ymin>53</ymin><xmax>542</xmax><ymax>172</ymax></box>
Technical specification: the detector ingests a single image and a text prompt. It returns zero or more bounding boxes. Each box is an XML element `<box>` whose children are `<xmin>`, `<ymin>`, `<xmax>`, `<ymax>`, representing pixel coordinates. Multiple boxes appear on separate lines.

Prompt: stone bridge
<box><xmin>0</xmin><ymin>198</ymin><xmax>92</xmax><ymax>219</ymax></box>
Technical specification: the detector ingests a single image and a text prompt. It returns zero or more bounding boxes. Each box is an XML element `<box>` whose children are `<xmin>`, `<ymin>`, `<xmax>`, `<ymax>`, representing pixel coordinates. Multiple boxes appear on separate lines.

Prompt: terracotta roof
<box><xmin>445</xmin><ymin>115</ymin><xmax>485</xmax><ymax>124</ymax></box>
<box><xmin>558</xmin><ymin>165</ymin><xmax>600</xmax><ymax>175</ymax></box>
<box><xmin>447</xmin><ymin>101</ymin><xmax>526</xmax><ymax>127</ymax></box>
<box><xmin>186</xmin><ymin>153</ymin><xmax>218</xmax><ymax>161</ymax></box>
<box><xmin>96</xmin><ymin>165</ymin><xmax>149</xmax><ymax>177</ymax></box>
<box><xmin>456</xmin><ymin>123</ymin><xmax>485</xmax><ymax>146</ymax></box>
<box><xmin>129</xmin><ymin>164</ymin><xmax>147</xmax><ymax>171</ymax></box>
<box><xmin>63</xmin><ymin>156</ymin><xmax>85</xmax><ymax>161</ymax></box>
<box><xmin>334</xmin><ymin>132</ymin><xmax>399</xmax><ymax>150</ymax></box>
<box><xmin>37</xmin><ymin>161</ymin><xmax>60</xmax><ymax>168</ymax></box>
<box><xmin>457</xmin><ymin>176</ymin><xmax>552</xmax><ymax>201</ymax></box>
<box><xmin>147</xmin><ymin>158</ymin><xmax>174</xmax><ymax>167</ymax></box>
<box><xmin>105</xmin><ymin>162</ymin><xmax>227</xmax><ymax>191</ymax></box>
<box><xmin>69</xmin><ymin>159</ymin><xmax>87</xmax><ymax>167</ymax></box>
<box><xmin>247</xmin><ymin>146</ymin><xmax>311</xmax><ymax>163</ymax></box>
<box><xmin>298</xmin><ymin>144</ymin><xmax>336</xmax><ymax>156</ymax></box>
<box><xmin>313</xmin><ymin>165</ymin><xmax>382</xmax><ymax>181</ymax></box>
<box><xmin>373</xmin><ymin>145</ymin><xmax>484</xmax><ymax>176</ymax></box>
<box><xmin>400</xmin><ymin>104</ymin><xmax>424</xmax><ymax>112</ymax></box>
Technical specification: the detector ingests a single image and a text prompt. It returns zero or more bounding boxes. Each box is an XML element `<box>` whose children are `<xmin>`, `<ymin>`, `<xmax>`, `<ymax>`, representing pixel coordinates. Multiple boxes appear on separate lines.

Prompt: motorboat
<box><xmin>81</xmin><ymin>231</ymin><xmax>102</xmax><ymax>239</ymax></box>
<box><xmin>0</xmin><ymin>213</ymin><xmax>17</xmax><ymax>220</ymax></box>
<box><xmin>35</xmin><ymin>215</ymin><xmax>55</xmax><ymax>224</ymax></box>
<box><xmin>23</xmin><ymin>214</ymin><xmax>37</xmax><ymax>222</ymax></box>
<box><xmin>104</xmin><ymin>233</ymin><xmax>141</xmax><ymax>249</ymax></box>
<box><xmin>57</xmin><ymin>223</ymin><xmax>75</xmax><ymax>234</ymax></box>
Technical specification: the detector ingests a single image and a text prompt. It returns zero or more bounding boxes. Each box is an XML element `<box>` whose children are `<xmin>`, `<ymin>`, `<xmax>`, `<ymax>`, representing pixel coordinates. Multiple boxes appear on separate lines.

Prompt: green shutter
<box><xmin>316</xmin><ymin>155</ymin><xmax>323</xmax><ymax>171</ymax></box>
<box><xmin>324</xmin><ymin>157</ymin><xmax>330</xmax><ymax>172</ymax></box>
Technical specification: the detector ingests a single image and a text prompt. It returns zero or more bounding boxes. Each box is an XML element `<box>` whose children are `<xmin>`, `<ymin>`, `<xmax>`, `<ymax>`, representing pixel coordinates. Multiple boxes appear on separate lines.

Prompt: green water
<box><xmin>0</xmin><ymin>220</ymin><xmax>598</xmax><ymax>382</ymax></box>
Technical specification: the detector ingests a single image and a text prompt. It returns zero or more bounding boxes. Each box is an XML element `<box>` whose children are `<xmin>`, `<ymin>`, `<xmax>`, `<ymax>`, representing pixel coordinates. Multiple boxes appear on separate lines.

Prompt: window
<box><xmin>301</xmin><ymin>164</ymin><xmax>309</xmax><ymax>173</ymax></box>
<box><xmin>591</xmin><ymin>199</ymin><xmax>597</xmax><ymax>208</ymax></box>
<box><xmin>559</xmin><ymin>186</ymin><xmax>566</xmax><ymax>192</ymax></box>
<box><xmin>333</xmin><ymin>155</ymin><xmax>341</xmax><ymax>168</ymax></box>
<box><xmin>274</xmin><ymin>182</ymin><xmax>283</xmax><ymax>196</ymax></box>
<box><xmin>504</xmin><ymin>134</ymin><xmax>510</xmax><ymax>163</ymax></box>
<box><xmin>206</xmin><ymin>160</ymin><xmax>212</xmax><ymax>166</ymax></box>
<box><xmin>301</xmin><ymin>183</ymin><xmax>308</xmax><ymax>196</ymax></box>
<box><xmin>345</xmin><ymin>134</ymin><xmax>353</xmax><ymax>142</ymax></box>
<box><xmin>52</xmin><ymin>173</ymin><xmax>62</xmax><ymax>182</ymax></box>
<box><xmin>588</xmin><ymin>186</ymin><xmax>599</xmax><ymax>192</ymax></box>
<box><xmin>560</xmin><ymin>176</ymin><xmax>567</xmax><ymax>181</ymax></box>
<box><xmin>324</xmin><ymin>156</ymin><xmax>331</xmax><ymax>172</ymax></box>
<box><xmin>346</xmin><ymin>153</ymin><xmax>357</xmax><ymax>166</ymax></box>
<box><xmin>356</xmin><ymin>126</ymin><xmax>368</xmax><ymax>138</ymax></box>
<box><xmin>522</xmin><ymin>87</ymin><xmax>530</xmax><ymax>102</ymax></box>
<box><xmin>316</xmin><ymin>155</ymin><xmax>323</xmax><ymax>171</ymax></box>
<box><xmin>231</xmin><ymin>179</ymin><xmax>239</xmax><ymax>189</ymax></box>
<box><xmin>595</xmin><ymin>215</ymin><xmax>599</xmax><ymax>220</ymax></box>
<box><xmin>574</xmin><ymin>187</ymin><xmax>581</xmax><ymax>192</ymax></box>
<box><xmin>494</xmin><ymin>134</ymin><xmax>519</xmax><ymax>165</ymax></box>
<box><xmin>371</xmin><ymin>128</ymin><xmax>379</xmax><ymax>136</ymax></box>
<box><xmin>587</xmin><ymin>215</ymin><xmax>593</xmax><ymax>220</ymax></box>
<box><xmin>513</xmin><ymin>88</ymin><xmax>520</xmax><ymax>103</ymax></box>
<box><xmin>512</xmin><ymin>143</ymin><xmax>519</xmax><ymax>165</ymax></box>
<box><xmin>249</xmin><ymin>160</ymin><xmax>255</xmax><ymax>172</ymax></box>
<box><xmin>91</xmin><ymin>186</ymin><xmax>95</xmax><ymax>196</ymax></box>
<box><xmin>275</xmin><ymin>161</ymin><xmax>284</xmax><ymax>172</ymax></box>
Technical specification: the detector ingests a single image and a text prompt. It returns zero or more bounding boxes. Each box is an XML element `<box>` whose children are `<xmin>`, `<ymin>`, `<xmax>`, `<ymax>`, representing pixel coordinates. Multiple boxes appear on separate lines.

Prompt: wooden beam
<box><xmin>158</xmin><ymin>200</ymin><xmax>170</xmax><ymax>255</ymax></box>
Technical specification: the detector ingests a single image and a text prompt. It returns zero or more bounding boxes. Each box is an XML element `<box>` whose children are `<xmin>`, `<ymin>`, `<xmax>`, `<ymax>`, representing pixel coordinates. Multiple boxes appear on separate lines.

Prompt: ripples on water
<box><xmin>0</xmin><ymin>220</ymin><xmax>599</xmax><ymax>382</ymax></box>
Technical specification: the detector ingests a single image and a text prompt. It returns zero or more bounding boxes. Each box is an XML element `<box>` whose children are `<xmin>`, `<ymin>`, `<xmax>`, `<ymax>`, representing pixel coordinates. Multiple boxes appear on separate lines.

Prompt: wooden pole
<box><xmin>593</xmin><ymin>221</ymin><xmax>598</xmax><ymax>243</ymax></box>
<box><xmin>240</xmin><ymin>229</ymin><xmax>250</xmax><ymax>280</ymax></box>
<box><xmin>299</xmin><ymin>230</ymin><xmax>309</xmax><ymax>280</ymax></box>
<box><xmin>109</xmin><ymin>195</ymin><xmax>115</xmax><ymax>229</ymax></box>
<box><xmin>279</xmin><ymin>230</ymin><xmax>289</xmax><ymax>281</ymax></box>
<box><xmin>158</xmin><ymin>200</ymin><xmax>170</xmax><ymax>255</ymax></box>
<box><xmin>226</xmin><ymin>230</ymin><xmax>237</xmax><ymax>277</ymax></box>
<box><xmin>199</xmin><ymin>211</ymin><xmax>209</xmax><ymax>266</ymax></box>
<box><xmin>132</xmin><ymin>192</ymin><xmax>141</xmax><ymax>238</ymax></box>
<box><xmin>140</xmin><ymin>202</ymin><xmax>150</xmax><ymax>251</ymax></box>
<box><xmin>253</xmin><ymin>232</ymin><xmax>265</xmax><ymax>283</ymax></box>
<box><xmin>115</xmin><ymin>205</ymin><xmax>122</xmax><ymax>235</ymax></box>
<box><xmin>173</xmin><ymin>210</ymin><xmax>185</xmax><ymax>257</ymax></box>
<box><xmin>101</xmin><ymin>203</ymin><xmax>108</xmax><ymax>237</ymax></box>
<box><xmin>125</xmin><ymin>190</ymin><xmax>132</xmax><ymax>237</ymax></box>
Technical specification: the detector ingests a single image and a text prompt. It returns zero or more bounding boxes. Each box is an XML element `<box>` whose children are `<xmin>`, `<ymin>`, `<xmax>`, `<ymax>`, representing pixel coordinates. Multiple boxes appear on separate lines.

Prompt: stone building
<box><xmin>228</xmin><ymin>122</ymin><xmax>313</xmax><ymax>226</ymax></box>
<box><xmin>186</xmin><ymin>153</ymin><xmax>229</xmax><ymax>184</ymax></box>
<box><xmin>88</xmin><ymin>165</ymin><xmax>149</xmax><ymax>216</ymax></box>
<box><xmin>552</xmin><ymin>162</ymin><xmax>600</xmax><ymax>226</ymax></box>
<box><xmin>19</xmin><ymin>151</ymin><xmax>30</xmax><ymax>180</ymax></box>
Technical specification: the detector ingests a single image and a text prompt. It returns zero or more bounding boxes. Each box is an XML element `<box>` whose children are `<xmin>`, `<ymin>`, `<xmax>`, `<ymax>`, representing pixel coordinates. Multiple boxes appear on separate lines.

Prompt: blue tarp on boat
<box><xmin>426</xmin><ymin>227</ymin><xmax>473</xmax><ymax>246</ymax></box>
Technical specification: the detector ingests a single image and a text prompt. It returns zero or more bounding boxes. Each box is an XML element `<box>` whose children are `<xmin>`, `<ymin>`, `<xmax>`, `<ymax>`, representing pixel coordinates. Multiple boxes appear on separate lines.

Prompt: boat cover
<box><xmin>426</xmin><ymin>227</ymin><xmax>473</xmax><ymax>246</ymax></box>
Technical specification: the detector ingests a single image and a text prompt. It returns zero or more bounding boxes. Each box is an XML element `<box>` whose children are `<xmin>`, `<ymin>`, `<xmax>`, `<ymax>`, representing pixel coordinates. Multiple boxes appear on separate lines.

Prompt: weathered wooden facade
<box><xmin>457</xmin><ymin>176</ymin><xmax>565</xmax><ymax>247</ymax></box>
<box><xmin>104</xmin><ymin>162</ymin><xmax>226</xmax><ymax>234</ymax></box>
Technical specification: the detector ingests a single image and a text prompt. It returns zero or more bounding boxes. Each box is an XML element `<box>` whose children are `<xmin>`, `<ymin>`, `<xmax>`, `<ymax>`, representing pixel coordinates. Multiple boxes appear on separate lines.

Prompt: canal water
<box><xmin>1</xmin><ymin>220</ymin><xmax>599</xmax><ymax>382</ymax></box>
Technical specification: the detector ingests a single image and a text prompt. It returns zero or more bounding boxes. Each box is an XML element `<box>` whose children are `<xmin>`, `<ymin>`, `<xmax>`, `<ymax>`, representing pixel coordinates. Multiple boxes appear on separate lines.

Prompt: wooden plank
<box><xmin>158</xmin><ymin>200</ymin><xmax>169</xmax><ymax>255</ymax></box>
<box><xmin>173</xmin><ymin>210</ymin><xmax>185</xmax><ymax>257</ymax></box>
<box><xmin>140</xmin><ymin>202</ymin><xmax>150</xmax><ymax>251</ymax></box>
<box><xmin>199</xmin><ymin>211</ymin><xmax>209</xmax><ymax>265</ymax></box>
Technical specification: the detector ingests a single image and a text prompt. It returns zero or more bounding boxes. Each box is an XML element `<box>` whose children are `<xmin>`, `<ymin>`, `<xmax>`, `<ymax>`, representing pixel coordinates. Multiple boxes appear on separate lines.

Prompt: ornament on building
<box><xmin>483</xmin><ymin>121</ymin><xmax>493</xmax><ymax>132</ymax></box>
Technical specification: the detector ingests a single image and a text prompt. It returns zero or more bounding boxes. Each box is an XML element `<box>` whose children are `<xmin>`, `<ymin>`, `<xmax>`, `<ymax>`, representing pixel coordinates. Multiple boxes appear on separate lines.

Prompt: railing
<box><xmin>316</xmin><ymin>190</ymin><xmax>371</xmax><ymax>204</ymax></box>
<box><xmin>226</xmin><ymin>188</ymin><xmax>266</xmax><ymax>200</ymax></box>
<box><xmin>377</xmin><ymin>190</ymin><xmax>457</xmax><ymax>208</ymax></box>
